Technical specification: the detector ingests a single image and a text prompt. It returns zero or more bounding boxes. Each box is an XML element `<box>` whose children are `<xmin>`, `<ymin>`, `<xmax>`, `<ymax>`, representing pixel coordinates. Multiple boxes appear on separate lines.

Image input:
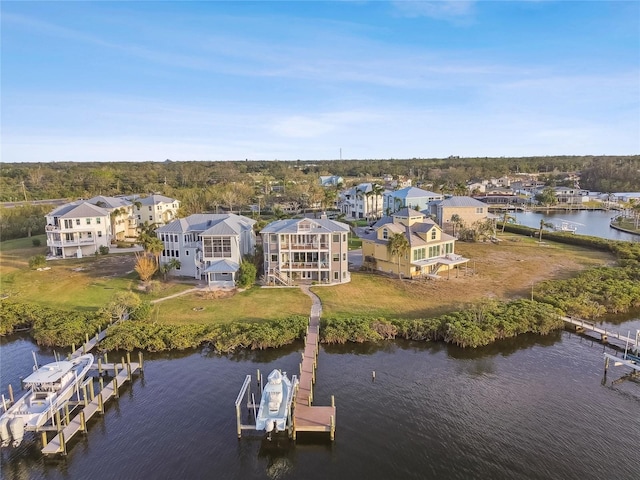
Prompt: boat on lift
<box><xmin>255</xmin><ymin>369</ymin><xmax>295</xmax><ymax>435</ymax></box>
<box><xmin>0</xmin><ymin>353</ymin><xmax>94</xmax><ymax>447</ymax></box>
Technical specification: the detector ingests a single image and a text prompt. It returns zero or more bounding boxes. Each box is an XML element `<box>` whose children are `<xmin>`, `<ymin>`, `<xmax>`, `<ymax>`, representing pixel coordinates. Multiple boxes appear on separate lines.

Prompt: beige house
<box><xmin>261</xmin><ymin>217</ymin><xmax>351</xmax><ymax>286</ymax></box>
<box><xmin>361</xmin><ymin>208</ymin><xmax>468</xmax><ymax>278</ymax></box>
<box><xmin>433</xmin><ymin>196</ymin><xmax>494</xmax><ymax>235</ymax></box>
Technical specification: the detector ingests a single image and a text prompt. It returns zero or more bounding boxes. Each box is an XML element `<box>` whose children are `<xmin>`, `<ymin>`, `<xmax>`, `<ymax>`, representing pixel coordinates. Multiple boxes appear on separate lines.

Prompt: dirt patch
<box><xmin>197</xmin><ymin>289</ymin><xmax>237</xmax><ymax>300</ymax></box>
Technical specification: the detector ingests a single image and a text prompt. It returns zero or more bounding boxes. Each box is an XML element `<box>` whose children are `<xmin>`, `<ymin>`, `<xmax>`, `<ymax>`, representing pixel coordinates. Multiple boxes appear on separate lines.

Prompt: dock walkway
<box><xmin>563</xmin><ymin>316</ymin><xmax>639</xmax><ymax>346</ymax></box>
<box><xmin>293</xmin><ymin>285</ymin><xmax>336</xmax><ymax>440</ymax></box>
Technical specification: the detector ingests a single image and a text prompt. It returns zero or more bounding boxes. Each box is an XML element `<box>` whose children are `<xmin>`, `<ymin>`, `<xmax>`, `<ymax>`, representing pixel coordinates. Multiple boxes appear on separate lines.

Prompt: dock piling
<box><xmin>8</xmin><ymin>384</ymin><xmax>14</xmax><ymax>404</ymax></box>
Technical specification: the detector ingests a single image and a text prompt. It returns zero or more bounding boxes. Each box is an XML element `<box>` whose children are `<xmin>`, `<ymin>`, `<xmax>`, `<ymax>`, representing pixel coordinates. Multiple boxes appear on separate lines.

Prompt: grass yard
<box><xmin>151</xmin><ymin>287</ymin><xmax>311</xmax><ymax>325</ymax></box>
<box><xmin>315</xmin><ymin>234</ymin><xmax>614</xmax><ymax>319</ymax></box>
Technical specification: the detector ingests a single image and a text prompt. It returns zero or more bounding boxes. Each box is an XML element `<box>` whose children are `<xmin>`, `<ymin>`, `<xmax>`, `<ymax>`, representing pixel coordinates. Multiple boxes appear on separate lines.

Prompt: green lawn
<box><xmin>151</xmin><ymin>287</ymin><xmax>311</xmax><ymax>325</ymax></box>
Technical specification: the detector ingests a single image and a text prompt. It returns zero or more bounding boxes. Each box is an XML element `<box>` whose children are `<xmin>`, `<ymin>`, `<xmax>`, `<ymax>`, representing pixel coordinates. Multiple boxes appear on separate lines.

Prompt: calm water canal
<box><xmin>512</xmin><ymin>210</ymin><xmax>639</xmax><ymax>242</ymax></box>
<box><xmin>1</xmin><ymin>318</ymin><xmax>639</xmax><ymax>480</ymax></box>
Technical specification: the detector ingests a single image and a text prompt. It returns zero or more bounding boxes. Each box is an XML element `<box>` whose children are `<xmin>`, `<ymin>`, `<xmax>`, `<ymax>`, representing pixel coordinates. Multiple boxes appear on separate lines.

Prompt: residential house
<box><xmin>156</xmin><ymin>213</ymin><xmax>256</xmax><ymax>287</ymax></box>
<box><xmin>338</xmin><ymin>182</ymin><xmax>385</xmax><ymax>220</ymax></box>
<box><xmin>361</xmin><ymin>208</ymin><xmax>467</xmax><ymax>278</ymax></box>
<box><xmin>432</xmin><ymin>196</ymin><xmax>494</xmax><ymax>234</ymax></box>
<box><xmin>128</xmin><ymin>194</ymin><xmax>181</xmax><ymax>227</ymax></box>
<box><xmin>551</xmin><ymin>187</ymin><xmax>589</xmax><ymax>204</ymax></box>
<box><xmin>319</xmin><ymin>175</ymin><xmax>344</xmax><ymax>188</ymax></box>
<box><xmin>261</xmin><ymin>217</ymin><xmax>350</xmax><ymax>286</ymax></box>
<box><xmin>382</xmin><ymin>187</ymin><xmax>443</xmax><ymax>216</ymax></box>
<box><xmin>45</xmin><ymin>202</ymin><xmax>112</xmax><ymax>259</ymax></box>
<box><xmin>383</xmin><ymin>174</ymin><xmax>412</xmax><ymax>189</ymax></box>
<box><xmin>85</xmin><ymin>195</ymin><xmax>138</xmax><ymax>241</ymax></box>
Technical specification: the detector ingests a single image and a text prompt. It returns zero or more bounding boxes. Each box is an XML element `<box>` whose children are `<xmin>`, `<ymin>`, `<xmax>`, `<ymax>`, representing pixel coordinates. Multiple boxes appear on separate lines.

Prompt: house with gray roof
<box><xmin>382</xmin><ymin>187</ymin><xmax>443</xmax><ymax>215</ymax></box>
<box><xmin>45</xmin><ymin>202</ymin><xmax>112</xmax><ymax>258</ymax></box>
<box><xmin>260</xmin><ymin>216</ymin><xmax>350</xmax><ymax>286</ymax></box>
<box><xmin>338</xmin><ymin>182</ymin><xmax>386</xmax><ymax>220</ymax></box>
<box><xmin>126</xmin><ymin>194</ymin><xmax>181</xmax><ymax>227</ymax></box>
<box><xmin>431</xmin><ymin>196</ymin><xmax>495</xmax><ymax>234</ymax></box>
<box><xmin>156</xmin><ymin>213</ymin><xmax>256</xmax><ymax>287</ymax></box>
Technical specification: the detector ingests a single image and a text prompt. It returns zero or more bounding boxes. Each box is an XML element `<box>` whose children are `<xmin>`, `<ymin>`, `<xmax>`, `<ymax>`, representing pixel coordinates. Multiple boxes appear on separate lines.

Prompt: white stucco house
<box><xmin>383</xmin><ymin>187</ymin><xmax>443</xmax><ymax>215</ymax></box>
<box><xmin>45</xmin><ymin>202</ymin><xmax>112</xmax><ymax>259</ymax></box>
<box><xmin>127</xmin><ymin>194</ymin><xmax>181</xmax><ymax>227</ymax></box>
<box><xmin>156</xmin><ymin>213</ymin><xmax>256</xmax><ymax>287</ymax></box>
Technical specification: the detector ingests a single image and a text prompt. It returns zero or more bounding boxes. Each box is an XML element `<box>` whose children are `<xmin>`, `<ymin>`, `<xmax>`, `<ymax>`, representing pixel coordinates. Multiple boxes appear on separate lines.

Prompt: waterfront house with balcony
<box><xmin>361</xmin><ymin>208</ymin><xmax>468</xmax><ymax>278</ymax></box>
<box><xmin>338</xmin><ymin>182</ymin><xmax>385</xmax><ymax>221</ymax></box>
<box><xmin>156</xmin><ymin>213</ymin><xmax>256</xmax><ymax>287</ymax></box>
<box><xmin>261</xmin><ymin>217</ymin><xmax>350</xmax><ymax>286</ymax></box>
<box><xmin>45</xmin><ymin>202</ymin><xmax>112</xmax><ymax>258</ymax></box>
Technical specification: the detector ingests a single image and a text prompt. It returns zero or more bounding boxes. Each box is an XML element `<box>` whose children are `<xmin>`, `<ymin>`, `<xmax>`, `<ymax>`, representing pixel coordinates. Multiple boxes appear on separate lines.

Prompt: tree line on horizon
<box><xmin>1</xmin><ymin>155</ymin><xmax>638</xmax><ymax>204</ymax></box>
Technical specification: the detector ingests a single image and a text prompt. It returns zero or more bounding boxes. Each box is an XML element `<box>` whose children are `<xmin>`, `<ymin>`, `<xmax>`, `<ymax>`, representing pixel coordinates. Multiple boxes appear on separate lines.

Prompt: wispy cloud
<box><xmin>391</xmin><ymin>1</ymin><xmax>477</xmax><ymax>22</ymax></box>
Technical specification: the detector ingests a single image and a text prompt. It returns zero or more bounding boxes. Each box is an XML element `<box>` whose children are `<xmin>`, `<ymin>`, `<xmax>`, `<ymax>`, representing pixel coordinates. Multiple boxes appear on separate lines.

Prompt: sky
<box><xmin>1</xmin><ymin>0</ymin><xmax>639</xmax><ymax>163</ymax></box>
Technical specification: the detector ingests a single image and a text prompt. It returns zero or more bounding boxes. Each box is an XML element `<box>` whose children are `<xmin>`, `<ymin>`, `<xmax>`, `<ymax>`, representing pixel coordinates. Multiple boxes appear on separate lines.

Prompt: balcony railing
<box><xmin>279</xmin><ymin>262</ymin><xmax>330</xmax><ymax>270</ymax></box>
<box><xmin>279</xmin><ymin>243</ymin><xmax>329</xmax><ymax>250</ymax></box>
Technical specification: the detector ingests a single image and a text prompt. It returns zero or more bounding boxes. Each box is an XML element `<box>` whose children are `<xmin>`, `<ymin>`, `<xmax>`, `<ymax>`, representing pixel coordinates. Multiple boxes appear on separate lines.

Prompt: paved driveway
<box><xmin>348</xmin><ymin>248</ymin><xmax>363</xmax><ymax>269</ymax></box>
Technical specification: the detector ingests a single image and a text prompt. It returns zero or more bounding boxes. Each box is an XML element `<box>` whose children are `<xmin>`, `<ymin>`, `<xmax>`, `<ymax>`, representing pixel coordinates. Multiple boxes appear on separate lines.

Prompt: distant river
<box><xmin>511</xmin><ymin>210</ymin><xmax>638</xmax><ymax>242</ymax></box>
<box><xmin>1</xmin><ymin>319</ymin><xmax>639</xmax><ymax>480</ymax></box>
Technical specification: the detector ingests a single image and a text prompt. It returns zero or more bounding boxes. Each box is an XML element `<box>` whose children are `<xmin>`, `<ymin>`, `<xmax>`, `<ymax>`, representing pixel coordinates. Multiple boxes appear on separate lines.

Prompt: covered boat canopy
<box><xmin>23</xmin><ymin>361</ymin><xmax>75</xmax><ymax>385</ymax></box>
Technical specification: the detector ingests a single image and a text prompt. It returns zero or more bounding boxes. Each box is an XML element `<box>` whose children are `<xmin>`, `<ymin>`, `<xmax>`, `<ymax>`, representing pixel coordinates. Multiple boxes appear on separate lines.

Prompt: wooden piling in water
<box><xmin>138</xmin><ymin>351</ymin><xmax>144</xmax><ymax>372</ymax></box>
<box><xmin>8</xmin><ymin>384</ymin><xmax>14</xmax><ymax>404</ymax></box>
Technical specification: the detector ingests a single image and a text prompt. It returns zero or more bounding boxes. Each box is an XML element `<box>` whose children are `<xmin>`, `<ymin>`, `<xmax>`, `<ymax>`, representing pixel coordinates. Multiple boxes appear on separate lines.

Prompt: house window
<box><xmin>137</xmin><ymin>215</ymin><xmax>141</xmax><ymax>220</ymax></box>
<box><xmin>76</xmin><ymin>219</ymin><xmax>80</xmax><ymax>226</ymax></box>
<box><xmin>332</xmin><ymin>254</ymin><xmax>339</xmax><ymax>262</ymax></box>
<box><xmin>186</xmin><ymin>251</ymin><xmax>189</xmax><ymax>256</ymax></box>
<box><xmin>476</xmin><ymin>207</ymin><xmax>484</xmax><ymax>213</ymax></box>
<box><xmin>343</xmin><ymin>253</ymin><xmax>346</xmax><ymax>261</ymax></box>
<box><xmin>98</xmin><ymin>231</ymin><xmax>102</xmax><ymax>237</ymax></box>
<box><xmin>96</xmin><ymin>218</ymin><xmax>101</xmax><ymax>224</ymax></box>
<box><xmin>334</xmin><ymin>271</ymin><xmax>339</xmax><ymax>280</ymax></box>
<box><xmin>203</xmin><ymin>237</ymin><xmax>232</xmax><ymax>258</ymax></box>
<box><xmin>382</xmin><ymin>229</ymin><xmax>388</xmax><ymax>240</ymax></box>
<box><xmin>271</xmin><ymin>254</ymin><xmax>278</xmax><ymax>262</ymax></box>
<box><xmin>149</xmin><ymin>216</ymin><xmax>153</xmax><ymax>221</ymax></box>
<box><xmin>332</xmin><ymin>234</ymin><xmax>340</xmax><ymax>242</ymax></box>
<box><xmin>64</xmin><ymin>219</ymin><xmax>73</xmax><ymax>228</ymax></box>
<box><xmin>431</xmin><ymin>230</ymin><xmax>436</xmax><ymax>240</ymax></box>
<box><xmin>343</xmin><ymin>234</ymin><xmax>346</xmax><ymax>241</ymax></box>
<box><xmin>148</xmin><ymin>206</ymin><xmax>152</xmax><ymax>211</ymax></box>
<box><xmin>86</xmin><ymin>218</ymin><xmax>91</xmax><ymax>225</ymax></box>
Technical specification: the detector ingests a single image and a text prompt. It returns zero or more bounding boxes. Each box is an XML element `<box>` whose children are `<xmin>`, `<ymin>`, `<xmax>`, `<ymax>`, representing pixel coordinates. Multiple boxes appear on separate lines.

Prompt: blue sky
<box><xmin>2</xmin><ymin>1</ymin><xmax>638</xmax><ymax>162</ymax></box>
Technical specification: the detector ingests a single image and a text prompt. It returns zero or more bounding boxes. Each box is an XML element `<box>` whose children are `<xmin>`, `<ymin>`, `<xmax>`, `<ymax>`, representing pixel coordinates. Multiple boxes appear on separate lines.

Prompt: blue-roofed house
<box><xmin>382</xmin><ymin>187</ymin><xmax>443</xmax><ymax>216</ymax></box>
<box><xmin>260</xmin><ymin>216</ymin><xmax>351</xmax><ymax>286</ymax></box>
<box><xmin>156</xmin><ymin>213</ymin><xmax>256</xmax><ymax>287</ymax></box>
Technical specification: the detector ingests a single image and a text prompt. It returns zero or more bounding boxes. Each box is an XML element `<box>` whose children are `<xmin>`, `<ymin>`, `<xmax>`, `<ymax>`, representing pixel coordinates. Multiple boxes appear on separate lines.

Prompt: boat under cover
<box><xmin>0</xmin><ymin>353</ymin><xmax>94</xmax><ymax>447</ymax></box>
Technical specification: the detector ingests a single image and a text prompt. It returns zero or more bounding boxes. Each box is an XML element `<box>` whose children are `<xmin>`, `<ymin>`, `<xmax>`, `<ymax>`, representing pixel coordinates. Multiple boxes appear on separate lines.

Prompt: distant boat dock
<box><xmin>562</xmin><ymin>316</ymin><xmax>639</xmax><ymax>346</ymax></box>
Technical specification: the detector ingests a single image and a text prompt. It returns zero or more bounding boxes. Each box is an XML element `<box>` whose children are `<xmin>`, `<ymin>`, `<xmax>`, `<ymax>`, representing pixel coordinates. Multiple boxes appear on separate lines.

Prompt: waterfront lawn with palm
<box><xmin>1</xmin><ymin>233</ymin><xmax>612</xmax><ymax>326</ymax></box>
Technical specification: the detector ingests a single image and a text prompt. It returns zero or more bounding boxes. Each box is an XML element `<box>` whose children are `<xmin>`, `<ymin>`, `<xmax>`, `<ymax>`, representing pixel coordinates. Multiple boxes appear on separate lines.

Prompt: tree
<box><xmin>450</xmin><ymin>214</ymin><xmax>463</xmax><ymax>237</ymax></box>
<box><xmin>501</xmin><ymin>211</ymin><xmax>516</xmax><ymax>233</ymax></box>
<box><xmin>29</xmin><ymin>255</ymin><xmax>46</xmax><ymax>269</ymax></box>
<box><xmin>105</xmin><ymin>291</ymin><xmax>141</xmax><ymax>322</ymax></box>
<box><xmin>145</xmin><ymin>237</ymin><xmax>164</xmax><ymax>266</ymax></box>
<box><xmin>538</xmin><ymin>218</ymin><xmax>554</xmax><ymax>242</ymax></box>
<box><xmin>371</xmin><ymin>183</ymin><xmax>385</xmax><ymax>220</ymax></box>
<box><xmin>134</xmin><ymin>252</ymin><xmax>158</xmax><ymax>283</ymax></box>
<box><xmin>160</xmin><ymin>258</ymin><xmax>181</xmax><ymax>281</ymax></box>
<box><xmin>387</xmin><ymin>232</ymin><xmax>410</xmax><ymax>278</ymax></box>
<box><xmin>237</xmin><ymin>260</ymin><xmax>257</xmax><ymax>288</ymax></box>
<box><xmin>536</xmin><ymin>187</ymin><xmax>557</xmax><ymax>209</ymax></box>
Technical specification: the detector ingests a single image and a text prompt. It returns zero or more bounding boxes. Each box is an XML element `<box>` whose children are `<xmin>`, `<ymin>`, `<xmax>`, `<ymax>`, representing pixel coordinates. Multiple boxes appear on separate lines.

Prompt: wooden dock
<box><xmin>41</xmin><ymin>358</ymin><xmax>141</xmax><ymax>455</ymax></box>
<box><xmin>292</xmin><ymin>286</ymin><xmax>336</xmax><ymax>440</ymax></box>
<box><xmin>563</xmin><ymin>316</ymin><xmax>640</xmax><ymax>347</ymax></box>
<box><xmin>0</xmin><ymin>324</ymin><xmax>144</xmax><ymax>456</ymax></box>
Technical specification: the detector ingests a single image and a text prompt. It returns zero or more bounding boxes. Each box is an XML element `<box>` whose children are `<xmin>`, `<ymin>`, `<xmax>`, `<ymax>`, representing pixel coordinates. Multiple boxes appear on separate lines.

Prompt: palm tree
<box><xmin>501</xmin><ymin>211</ymin><xmax>516</xmax><ymax>233</ymax></box>
<box><xmin>145</xmin><ymin>237</ymin><xmax>164</xmax><ymax>266</ymax></box>
<box><xmin>538</xmin><ymin>218</ymin><xmax>554</xmax><ymax>242</ymax></box>
<box><xmin>161</xmin><ymin>258</ymin><xmax>181</xmax><ymax>281</ymax></box>
<box><xmin>387</xmin><ymin>232</ymin><xmax>410</xmax><ymax>278</ymax></box>
<box><xmin>450</xmin><ymin>214</ymin><xmax>463</xmax><ymax>237</ymax></box>
<box><xmin>371</xmin><ymin>183</ymin><xmax>385</xmax><ymax>219</ymax></box>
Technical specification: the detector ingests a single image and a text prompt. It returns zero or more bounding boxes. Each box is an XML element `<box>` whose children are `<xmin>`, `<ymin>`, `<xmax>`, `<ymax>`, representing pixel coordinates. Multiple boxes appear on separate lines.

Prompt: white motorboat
<box><xmin>0</xmin><ymin>353</ymin><xmax>94</xmax><ymax>447</ymax></box>
<box><xmin>553</xmin><ymin>221</ymin><xmax>577</xmax><ymax>233</ymax></box>
<box><xmin>255</xmin><ymin>369</ymin><xmax>295</xmax><ymax>434</ymax></box>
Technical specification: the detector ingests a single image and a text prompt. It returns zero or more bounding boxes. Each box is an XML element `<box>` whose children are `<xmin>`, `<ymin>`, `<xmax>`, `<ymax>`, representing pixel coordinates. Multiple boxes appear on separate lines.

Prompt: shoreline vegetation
<box><xmin>1</xmin><ymin>227</ymin><xmax>639</xmax><ymax>352</ymax></box>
